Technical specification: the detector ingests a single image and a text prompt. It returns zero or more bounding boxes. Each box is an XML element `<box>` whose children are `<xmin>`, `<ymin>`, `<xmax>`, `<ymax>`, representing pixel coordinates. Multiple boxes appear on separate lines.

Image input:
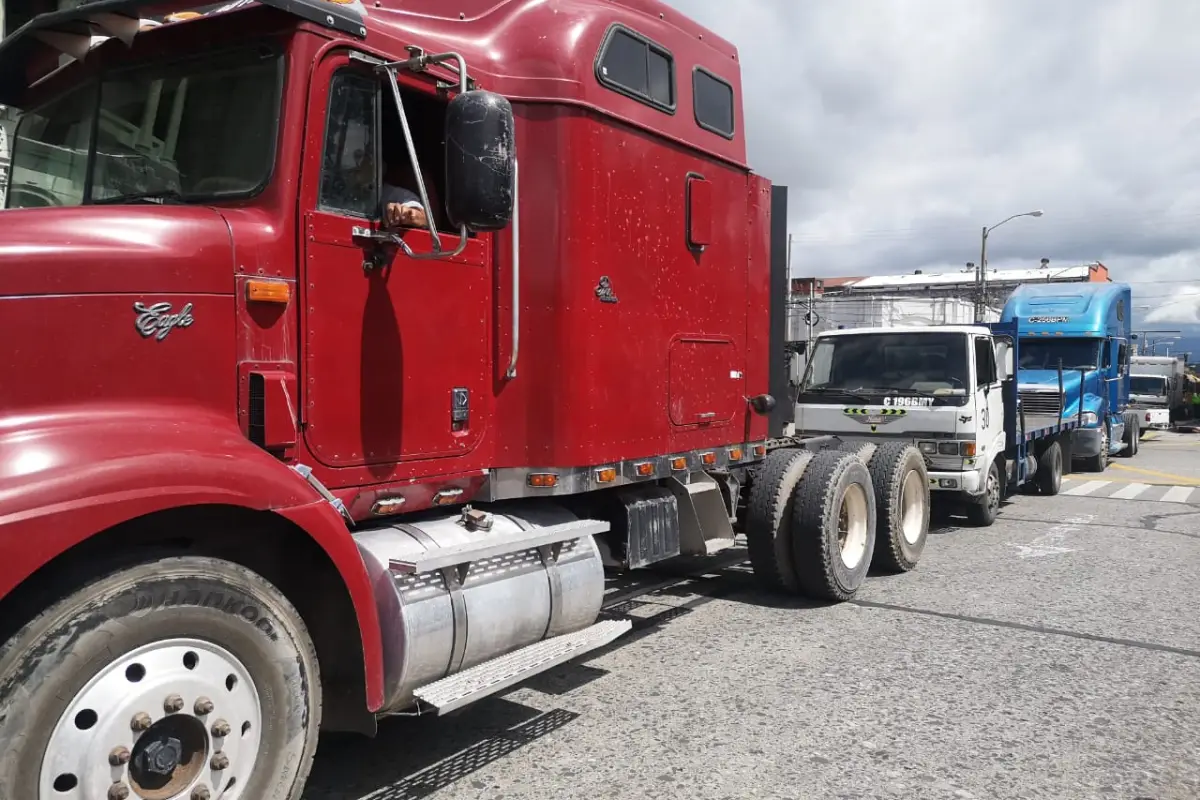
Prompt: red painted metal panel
<box><xmin>0</xmin><ymin>206</ymin><xmax>234</xmax><ymax>297</ymax></box>
<box><xmin>744</xmin><ymin>175</ymin><xmax>773</xmax><ymax>444</ymax></box>
<box><xmin>668</xmin><ymin>336</ymin><xmax>739</xmax><ymax>427</ymax></box>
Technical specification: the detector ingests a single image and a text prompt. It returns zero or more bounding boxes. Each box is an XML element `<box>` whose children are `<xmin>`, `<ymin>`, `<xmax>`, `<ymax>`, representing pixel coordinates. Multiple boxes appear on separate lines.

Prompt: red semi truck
<box><xmin>0</xmin><ymin>0</ymin><xmax>931</xmax><ymax>797</ymax></box>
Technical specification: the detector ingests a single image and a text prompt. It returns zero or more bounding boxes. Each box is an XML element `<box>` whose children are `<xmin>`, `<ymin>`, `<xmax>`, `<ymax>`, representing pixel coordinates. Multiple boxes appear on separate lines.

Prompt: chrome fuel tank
<box><xmin>353</xmin><ymin>504</ymin><xmax>605</xmax><ymax>713</ymax></box>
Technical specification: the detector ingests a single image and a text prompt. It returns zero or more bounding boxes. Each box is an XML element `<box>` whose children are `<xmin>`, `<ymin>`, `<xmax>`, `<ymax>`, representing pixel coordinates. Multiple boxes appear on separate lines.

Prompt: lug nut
<box><xmin>191</xmin><ymin>786</ymin><xmax>211</xmax><ymax>800</ymax></box>
<box><xmin>210</xmin><ymin>718</ymin><xmax>231</xmax><ymax>738</ymax></box>
<box><xmin>108</xmin><ymin>746</ymin><xmax>131</xmax><ymax>766</ymax></box>
<box><xmin>130</xmin><ymin>712</ymin><xmax>152</xmax><ymax>732</ymax></box>
<box><xmin>210</xmin><ymin>751</ymin><xmax>230</xmax><ymax>771</ymax></box>
<box><xmin>193</xmin><ymin>696</ymin><xmax>214</xmax><ymax>715</ymax></box>
<box><xmin>163</xmin><ymin>694</ymin><xmax>184</xmax><ymax>713</ymax></box>
<box><xmin>108</xmin><ymin>783</ymin><xmax>130</xmax><ymax>800</ymax></box>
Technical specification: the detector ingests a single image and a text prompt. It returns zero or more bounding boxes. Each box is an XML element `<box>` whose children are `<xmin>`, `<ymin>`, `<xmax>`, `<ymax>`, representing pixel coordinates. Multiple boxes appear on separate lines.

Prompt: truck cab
<box><xmin>1000</xmin><ymin>282</ymin><xmax>1138</xmax><ymax>471</ymax></box>
<box><xmin>795</xmin><ymin>325</ymin><xmax>1011</xmax><ymax>522</ymax></box>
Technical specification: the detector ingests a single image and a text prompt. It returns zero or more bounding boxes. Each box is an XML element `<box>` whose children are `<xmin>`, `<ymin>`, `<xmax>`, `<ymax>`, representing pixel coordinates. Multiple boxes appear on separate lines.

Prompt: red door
<box><xmin>299</xmin><ymin>52</ymin><xmax>492</xmax><ymax>473</ymax></box>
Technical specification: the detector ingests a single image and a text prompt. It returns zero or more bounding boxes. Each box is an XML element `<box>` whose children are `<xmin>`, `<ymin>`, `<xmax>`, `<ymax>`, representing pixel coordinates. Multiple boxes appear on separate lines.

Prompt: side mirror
<box><xmin>995</xmin><ymin>341</ymin><xmax>1014</xmax><ymax>380</ymax></box>
<box><xmin>444</xmin><ymin>90</ymin><xmax>515</xmax><ymax>231</ymax></box>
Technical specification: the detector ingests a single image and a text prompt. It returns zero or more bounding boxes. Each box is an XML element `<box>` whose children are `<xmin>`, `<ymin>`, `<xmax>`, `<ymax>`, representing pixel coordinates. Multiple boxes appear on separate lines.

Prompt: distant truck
<box><xmin>1129</xmin><ymin>354</ymin><xmax>1186</xmax><ymax>424</ymax></box>
<box><xmin>1000</xmin><ymin>282</ymin><xmax>1140</xmax><ymax>471</ymax></box>
<box><xmin>795</xmin><ymin>321</ymin><xmax>1080</xmax><ymax>526</ymax></box>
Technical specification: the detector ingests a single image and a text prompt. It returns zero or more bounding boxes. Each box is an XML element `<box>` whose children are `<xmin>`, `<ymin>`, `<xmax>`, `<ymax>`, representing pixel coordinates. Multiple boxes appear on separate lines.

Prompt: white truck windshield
<box><xmin>802</xmin><ymin>332</ymin><xmax>970</xmax><ymax>395</ymax></box>
<box><xmin>7</xmin><ymin>45</ymin><xmax>281</xmax><ymax>208</ymax></box>
<box><xmin>1130</xmin><ymin>376</ymin><xmax>1167</xmax><ymax>396</ymax></box>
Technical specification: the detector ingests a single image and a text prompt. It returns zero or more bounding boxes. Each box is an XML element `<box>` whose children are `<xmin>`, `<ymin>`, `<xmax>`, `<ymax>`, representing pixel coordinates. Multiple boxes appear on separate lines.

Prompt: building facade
<box><xmin>788</xmin><ymin>260</ymin><xmax>1110</xmax><ymax>345</ymax></box>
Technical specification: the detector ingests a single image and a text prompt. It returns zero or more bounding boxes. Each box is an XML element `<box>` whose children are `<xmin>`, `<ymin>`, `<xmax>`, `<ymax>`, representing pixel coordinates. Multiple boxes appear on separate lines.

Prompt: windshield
<box><xmin>1018</xmin><ymin>338</ymin><xmax>1101</xmax><ymax>370</ymax></box>
<box><xmin>1130</xmin><ymin>376</ymin><xmax>1167</xmax><ymax>395</ymax></box>
<box><xmin>801</xmin><ymin>332</ymin><xmax>970</xmax><ymax>395</ymax></box>
<box><xmin>7</xmin><ymin>45</ymin><xmax>281</xmax><ymax>208</ymax></box>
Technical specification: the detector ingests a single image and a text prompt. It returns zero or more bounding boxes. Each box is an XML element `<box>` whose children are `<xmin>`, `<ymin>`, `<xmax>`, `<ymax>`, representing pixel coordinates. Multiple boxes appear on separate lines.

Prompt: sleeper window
<box><xmin>597</xmin><ymin>26</ymin><xmax>675</xmax><ymax>111</ymax></box>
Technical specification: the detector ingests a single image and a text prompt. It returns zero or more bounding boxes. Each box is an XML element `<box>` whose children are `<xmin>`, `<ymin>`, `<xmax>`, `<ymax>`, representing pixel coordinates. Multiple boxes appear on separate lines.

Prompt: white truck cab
<box><xmin>795</xmin><ymin>325</ymin><xmax>1016</xmax><ymax>521</ymax></box>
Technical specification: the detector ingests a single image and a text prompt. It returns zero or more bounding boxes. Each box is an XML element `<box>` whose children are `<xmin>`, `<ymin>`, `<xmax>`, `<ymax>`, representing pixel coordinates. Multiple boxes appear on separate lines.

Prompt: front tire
<box><xmin>1118</xmin><ymin>416</ymin><xmax>1139</xmax><ymax>458</ymax></box>
<box><xmin>1081</xmin><ymin>425</ymin><xmax>1109</xmax><ymax>473</ymax></box>
<box><xmin>1036</xmin><ymin>441</ymin><xmax>1063</xmax><ymax>496</ymax></box>
<box><xmin>0</xmin><ymin>556</ymin><xmax>322</xmax><ymax>800</ymax></box>
<box><xmin>966</xmin><ymin>460</ymin><xmax>1002</xmax><ymax>527</ymax></box>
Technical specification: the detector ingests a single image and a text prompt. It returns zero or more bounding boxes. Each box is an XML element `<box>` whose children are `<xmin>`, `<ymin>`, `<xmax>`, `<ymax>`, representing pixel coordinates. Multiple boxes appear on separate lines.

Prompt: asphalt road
<box><xmin>302</xmin><ymin>434</ymin><xmax>1200</xmax><ymax>800</ymax></box>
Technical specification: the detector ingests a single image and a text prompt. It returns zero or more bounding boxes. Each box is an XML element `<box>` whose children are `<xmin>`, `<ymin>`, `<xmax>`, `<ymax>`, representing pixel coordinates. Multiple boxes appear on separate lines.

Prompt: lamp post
<box><xmin>976</xmin><ymin>209</ymin><xmax>1044</xmax><ymax>322</ymax></box>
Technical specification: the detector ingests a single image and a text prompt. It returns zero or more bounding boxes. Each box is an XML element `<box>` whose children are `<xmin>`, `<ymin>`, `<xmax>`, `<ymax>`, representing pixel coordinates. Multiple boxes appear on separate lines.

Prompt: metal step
<box><xmin>389</xmin><ymin>518</ymin><xmax>609</xmax><ymax>575</ymax></box>
<box><xmin>412</xmin><ymin>619</ymin><xmax>633</xmax><ymax>715</ymax></box>
<box><xmin>704</xmin><ymin>537</ymin><xmax>736</xmax><ymax>554</ymax></box>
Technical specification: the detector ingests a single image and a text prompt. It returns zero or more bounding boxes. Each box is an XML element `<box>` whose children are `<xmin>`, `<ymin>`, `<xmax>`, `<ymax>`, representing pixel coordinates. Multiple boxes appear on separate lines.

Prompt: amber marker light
<box><xmin>246</xmin><ymin>279</ymin><xmax>291</xmax><ymax>304</ymax></box>
<box><xmin>528</xmin><ymin>473</ymin><xmax>558</xmax><ymax>488</ymax></box>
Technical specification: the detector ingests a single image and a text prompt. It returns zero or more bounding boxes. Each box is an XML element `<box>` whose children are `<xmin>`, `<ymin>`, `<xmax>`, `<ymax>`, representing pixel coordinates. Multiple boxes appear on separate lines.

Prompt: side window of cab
<box><xmin>974</xmin><ymin>337</ymin><xmax>997</xmax><ymax>387</ymax></box>
<box><xmin>318</xmin><ymin>69</ymin><xmax>379</xmax><ymax>218</ymax></box>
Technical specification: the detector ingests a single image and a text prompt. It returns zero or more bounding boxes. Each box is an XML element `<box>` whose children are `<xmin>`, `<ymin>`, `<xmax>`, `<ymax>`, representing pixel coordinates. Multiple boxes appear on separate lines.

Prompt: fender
<box><xmin>0</xmin><ymin>402</ymin><xmax>385</xmax><ymax>711</ymax></box>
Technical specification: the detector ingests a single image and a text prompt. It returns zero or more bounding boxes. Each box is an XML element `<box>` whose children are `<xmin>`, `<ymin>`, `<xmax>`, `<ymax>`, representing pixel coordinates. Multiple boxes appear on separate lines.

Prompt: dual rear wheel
<box><xmin>745</xmin><ymin>442</ymin><xmax>930</xmax><ymax>601</ymax></box>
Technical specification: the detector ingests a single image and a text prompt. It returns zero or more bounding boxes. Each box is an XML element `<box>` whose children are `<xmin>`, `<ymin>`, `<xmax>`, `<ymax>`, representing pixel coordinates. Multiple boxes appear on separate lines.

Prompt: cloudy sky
<box><xmin>673</xmin><ymin>0</ymin><xmax>1200</xmax><ymax>329</ymax></box>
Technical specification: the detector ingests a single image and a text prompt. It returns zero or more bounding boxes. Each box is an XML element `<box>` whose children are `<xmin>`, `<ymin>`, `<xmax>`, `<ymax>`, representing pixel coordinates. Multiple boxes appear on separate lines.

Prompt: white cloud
<box><xmin>669</xmin><ymin>0</ymin><xmax>1200</xmax><ymax>312</ymax></box>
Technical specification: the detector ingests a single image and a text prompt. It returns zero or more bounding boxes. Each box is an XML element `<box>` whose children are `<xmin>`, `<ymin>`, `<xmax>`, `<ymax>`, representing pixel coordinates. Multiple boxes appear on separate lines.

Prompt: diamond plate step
<box><xmin>389</xmin><ymin>518</ymin><xmax>609</xmax><ymax>575</ymax></box>
<box><xmin>413</xmin><ymin>619</ymin><xmax>632</xmax><ymax>715</ymax></box>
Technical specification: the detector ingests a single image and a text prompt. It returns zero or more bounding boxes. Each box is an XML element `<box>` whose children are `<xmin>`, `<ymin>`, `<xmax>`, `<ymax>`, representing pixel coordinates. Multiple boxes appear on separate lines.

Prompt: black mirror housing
<box><xmin>444</xmin><ymin>90</ymin><xmax>515</xmax><ymax>231</ymax></box>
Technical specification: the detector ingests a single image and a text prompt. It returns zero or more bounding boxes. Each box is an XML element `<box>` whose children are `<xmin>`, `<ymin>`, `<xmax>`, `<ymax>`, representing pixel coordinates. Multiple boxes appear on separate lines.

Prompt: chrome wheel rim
<box><xmin>839</xmin><ymin>483</ymin><xmax>871</xmax><ymax>569</ymax></box>
<box><xmin>39</xmin><ymin>639</ymin><xmax>262</xmax><ymax>800</ymax></box>
<box><xmin>899</xmin><ymin>469</ymin><xmax>926</xmax><ymax>545</ymax></box>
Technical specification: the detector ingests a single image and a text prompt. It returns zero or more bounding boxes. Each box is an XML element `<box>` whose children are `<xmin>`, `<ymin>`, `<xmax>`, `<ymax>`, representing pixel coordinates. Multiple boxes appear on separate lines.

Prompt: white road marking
<box><xmin>1062</xmin><ymin>480</ymin><xmax>1107</xmax><ymax>496</ymax></box>
<box><xmin>1009</xmin><ymin>514</ymin><xmax>1093</xmax><ymax>559</ymax></box>
<box><xmin>1160</xmin><ymin>485</ymin><xmax>1195</xmax><ymax>503</ymax></box>
<box><xmin>1110</xmin><ymin>482</ymin><xmax>1152</xmax><ymax>500</ymax></box>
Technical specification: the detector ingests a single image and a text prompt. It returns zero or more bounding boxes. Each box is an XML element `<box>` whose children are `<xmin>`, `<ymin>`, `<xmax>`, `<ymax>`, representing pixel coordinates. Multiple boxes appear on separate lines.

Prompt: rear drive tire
<box><xmin>790</xmin><ymin>450</ymin><xmax>877</xmax><ymax>601</ymax></box>
<box><xmin>0</xmin><ymin>556</ymin><xmax>321</xmax><ymax>800</ymax></box>
<box><xmin>1036</xmin><ymin>441</ymin><xmax>1063</xmax><ymax>496</ymax></box>
<box><xmin>966</xmin><ymin>459</ymin><xmax>1002</xmax><ymax>527</ymax></box>
<box><xmin>746</xmin><ymin>447</ymin><xmax>815</xmax><ymax>593</ymax></box>
<box><xmin>862</xmin><ymin>442</ymin><xmax>929</xmax><ymax>573</ymax></box>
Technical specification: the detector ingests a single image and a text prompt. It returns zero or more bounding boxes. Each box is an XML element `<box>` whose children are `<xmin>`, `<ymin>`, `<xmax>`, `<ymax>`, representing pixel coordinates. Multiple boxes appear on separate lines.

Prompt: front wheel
<box><xmin>1035</xmin><ymin>441</ymin><xmax>1063</xmax><ymax>496</ymax></box>
<box><xmin>1118</xmin><ymin>417</ymin><xmax>1139</xmax><ymax>458</ymax></box>
<box><xmin>966</xmin><ymin>460</ymin><xmax>1002</xmax><ymax>527</ymax></box>
<box><xmin>1081</xmin><ymin>426</ymin><xmax>1109</xmax><ymax>473</ymax></box>
<box><xmin>0</xmin><ymin>556</ymin><xmax>321</xmax><ymax>800</ymax></box>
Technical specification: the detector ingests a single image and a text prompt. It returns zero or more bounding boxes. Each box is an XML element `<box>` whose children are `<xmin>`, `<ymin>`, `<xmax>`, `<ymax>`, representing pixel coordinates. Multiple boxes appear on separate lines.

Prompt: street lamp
<box><xmin>976</xmin><ymin>209</ymin><xmax>1044</xmax><ymax>322</ymax></box>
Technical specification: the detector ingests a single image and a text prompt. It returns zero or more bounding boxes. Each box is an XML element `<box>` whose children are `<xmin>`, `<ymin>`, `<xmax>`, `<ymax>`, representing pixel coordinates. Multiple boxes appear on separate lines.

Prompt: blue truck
<box><xmin>999</xmin><ymin>281</ymin><xmax>1140</xmax><ymax>472</ymax></box>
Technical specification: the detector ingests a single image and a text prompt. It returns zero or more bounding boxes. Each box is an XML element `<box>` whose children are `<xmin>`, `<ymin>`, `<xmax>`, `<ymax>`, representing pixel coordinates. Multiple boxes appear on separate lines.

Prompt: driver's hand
<box><xmin>385</xmin><ymin>202</ymin><xmax>428</xmax><ymax>229</ymax></box>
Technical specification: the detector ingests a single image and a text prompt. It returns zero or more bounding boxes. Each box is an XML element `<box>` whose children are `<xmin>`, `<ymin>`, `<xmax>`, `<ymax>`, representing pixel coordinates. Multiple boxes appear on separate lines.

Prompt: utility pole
<box><xmin>975</xmin><ymin>210</ymin><xmax>1044</xmax><ymax>322</ymax></box>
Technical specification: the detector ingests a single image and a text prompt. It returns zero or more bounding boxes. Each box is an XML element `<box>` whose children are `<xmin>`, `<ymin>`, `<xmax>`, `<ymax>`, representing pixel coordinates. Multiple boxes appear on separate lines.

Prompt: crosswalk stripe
<box><xmin>1110</xmin><ymin>482</ymin><xmax>1152</xmax><ymax>500</ymax></box>
<box><xmin>1057</xmin><ymin>479</ymin><xmax>1200</xmax><ymax>505</ymax></box>
<box><xmin>1062</xmin><ymin>480</ymin><xmax>1107</xmax><ymax>496</ymax></box>
<box><xmin>1160</xmin><ymin>485</ymin><xmax>1195</xmax><ymax>503</ymax></box>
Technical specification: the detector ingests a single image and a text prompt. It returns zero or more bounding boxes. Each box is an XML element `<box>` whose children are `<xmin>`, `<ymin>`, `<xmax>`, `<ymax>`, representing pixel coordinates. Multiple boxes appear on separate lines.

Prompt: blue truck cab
<box><xmin>999</xmin><ymin>282</ymin><xmax>1139</xmax><ymax>471</ymax></box>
